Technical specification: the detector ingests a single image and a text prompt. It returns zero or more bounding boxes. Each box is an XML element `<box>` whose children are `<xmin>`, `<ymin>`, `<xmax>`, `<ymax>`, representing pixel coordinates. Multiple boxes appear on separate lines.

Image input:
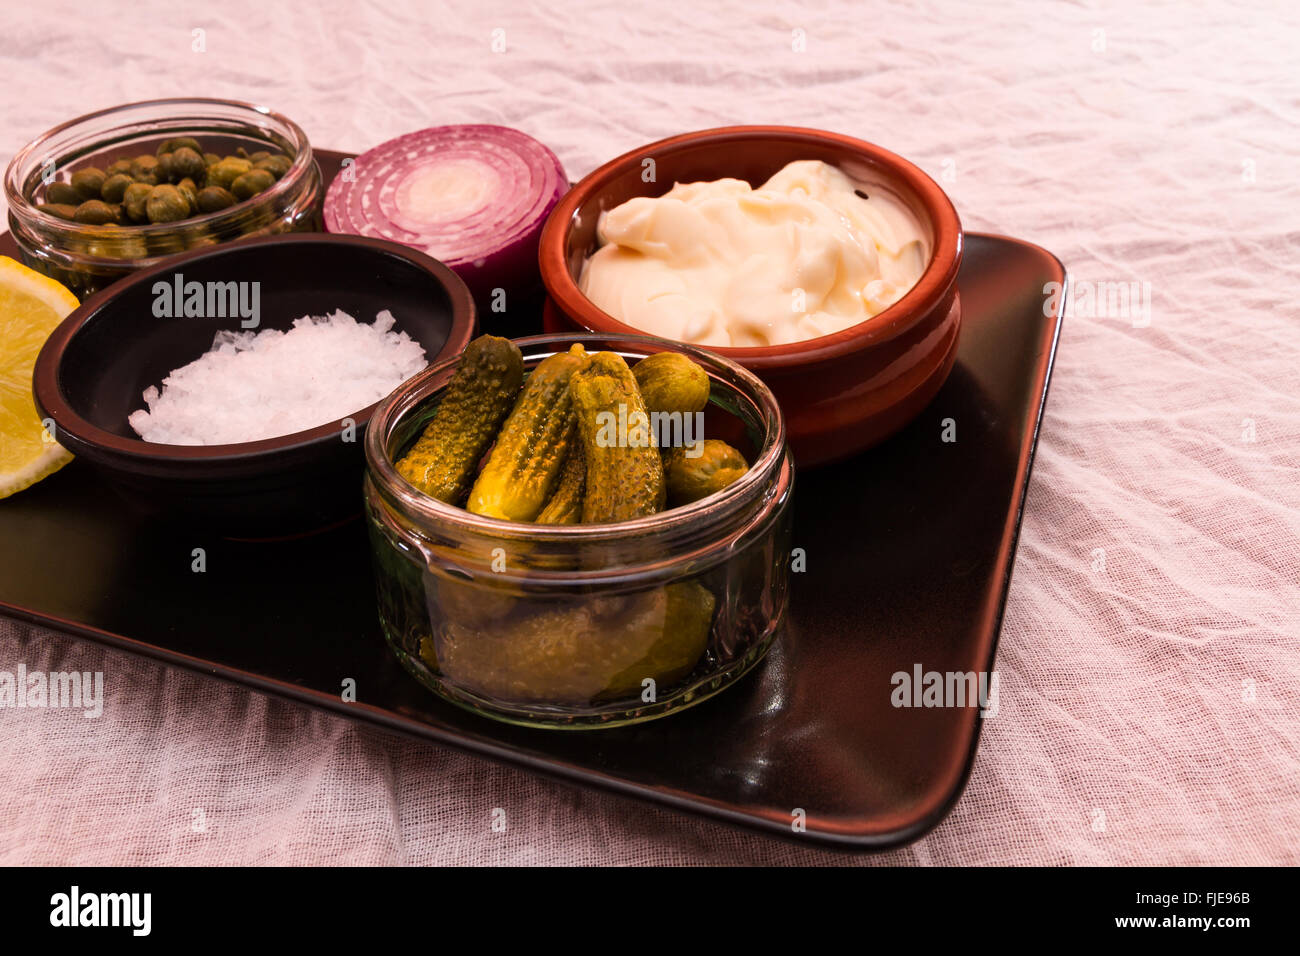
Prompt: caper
<box><xmin>101</xmin><ymin>173</ymin><xmax>134</xmax><ymax>204</ymax></box>
<box><xmin>231</xmin><ymin>168</ymin><xmax>275</xmax><ymax>200</ymax></box>
<box><xmin>207</xmin><ymin>157</ymin><xmax>251</xmax><ymax>190</ymax></box>
<box><xmin>123</xmin><ymin>182</ymin><xmax>152</xmax><ymax>222</ymax></box>
<box><xmin>170</xmin><ymin>146</ymin><xmax>205</xmax><ymax>181</ymax></box>
<box><xmin>37</xmin><ymin>202</ymin><xmax>79</xmax><ymax>220</ymax></box>
<box><xmin>70</xmin><ymin>167</ymin><xmax>107</xmax><ymax>199</ymax></box>
<box><xmin>156</xmin><ymin>136</ymin><xmax>202</xmax><ymax>157</ymax></box>
<box><xmin>176</xmin><ymin>177</ymin><xmax>199</xmax><ymax>213</ymax></box>
<box><xmin>196</xmin><ymin>185</ymin><xmax>236</xmax><ymax>213</ymax></box>
<box><xmin>145</xmin><ymin>184</ymin><xmax>189</xmax><ymax>223</ymax></box>
<box><xmin>33</xmin><ymin>136</ymin><xmax>297</xmax><ymax>233</ymax></box>
<box><xmin>253</xmin><ymin>155</ymin><xmax>291</xmax><ymax>179</ymax></box>
<box><xmin>72</xmin><ymin>199</ymin><xmax>119</xmax><ymax>225</ymax></box>
<box><xmin>46</xmin><ymin>181</ymin><xmax>81</xmax><ymax>205</ymax></box>
<box><xmin>129</xmin><ymin>155</ymin><xmax>160</xmax><ymax>183</ymax></box>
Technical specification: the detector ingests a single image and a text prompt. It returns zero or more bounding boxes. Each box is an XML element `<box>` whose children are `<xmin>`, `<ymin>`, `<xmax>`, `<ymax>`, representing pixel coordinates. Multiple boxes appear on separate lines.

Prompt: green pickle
<box><xmin>632</xmin><ymin>351</ymin><xmax>710</xmax><ymax>415</ymax></box>
<box><xmin>664</xmin><ymin>439</ymin><xmax>749</xmax><ymax>506</ymax></box>
<box><xmin>571</xmin><ymin>351</ymin><xmax>665</xmax><ymax>522</ymax></box>
<box><xmin>367</xmin><ymin>336</ymin><xmax>784</xmax><ymax>721</ymax></box>
<box><xmin>602</xmin><ymin>581</ymin><xmax>716</xmax><ymax>698</ymax></box>
<box><xmin>434</xmin><ymin>580</ymin><xmax>715</xmax><ymax>704</ymax></box>
<box><xmin>395</xmin><ymin>335</ymin><xmax>524</xmax><ymax>504</ymax></box>
<box><xmin>535</xmin><ymin>439</ymin><xmax>585</xmax><ymax>525</ymax></box>
<box><xmin>467</xmin><ymin>344</ymin><xmax>588</xmax><ymax>522</ymax></box>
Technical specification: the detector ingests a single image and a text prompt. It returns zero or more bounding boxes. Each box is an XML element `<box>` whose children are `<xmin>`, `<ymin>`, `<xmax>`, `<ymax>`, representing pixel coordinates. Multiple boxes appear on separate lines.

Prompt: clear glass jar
<box><xmin>364</xmin><ymin>333</ymin><xmax>794</xmax><ymax>728</ymax></box>
<box><xmin>4</xmin><ymin>97</ymin><xmax>323</xmax><ymax>297</ymax></box>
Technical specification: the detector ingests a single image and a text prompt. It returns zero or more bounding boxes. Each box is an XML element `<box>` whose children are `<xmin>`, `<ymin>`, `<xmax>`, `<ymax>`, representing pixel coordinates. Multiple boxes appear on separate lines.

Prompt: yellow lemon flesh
<box><xmin>0</xmin><ymin>257</ymin><xmax>78</xmax><ymax>499</ymax></box>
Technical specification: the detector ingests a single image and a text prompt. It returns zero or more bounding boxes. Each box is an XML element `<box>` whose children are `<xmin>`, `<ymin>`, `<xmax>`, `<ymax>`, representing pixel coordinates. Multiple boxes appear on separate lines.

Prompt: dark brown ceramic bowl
<box><xmin>539</xmin><ymin>126</ymin><xmax>963</xmax><ymax>466</ymax></box>
<box><xmin>32</xmin><ymin>233</ymin><xmax>475</xmax><ymax>538</ymax></box>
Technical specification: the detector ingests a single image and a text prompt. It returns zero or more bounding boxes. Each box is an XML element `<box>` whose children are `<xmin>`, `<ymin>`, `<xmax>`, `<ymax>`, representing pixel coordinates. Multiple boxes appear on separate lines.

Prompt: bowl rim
<box><xmin>4</xmin><ymin>96</ymin><xmax>316</xmax><ymax>241</ymax></box>
<box><xmin>538</xmin><ymin>124</ymin><xmax>962</xmax><ymax>369</ymax></box>
<box><xmin>32</xmin><ymin>232</ymin><xmax>477</xmax><ymax>467</ymax></box>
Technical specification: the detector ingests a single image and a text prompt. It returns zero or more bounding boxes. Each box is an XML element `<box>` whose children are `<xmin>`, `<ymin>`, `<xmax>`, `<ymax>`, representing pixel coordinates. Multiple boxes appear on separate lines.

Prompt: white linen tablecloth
<box><xmin>1</xmin><ymin>0</ymin><xmax>1296</xmax><ymax>865</ymax></box>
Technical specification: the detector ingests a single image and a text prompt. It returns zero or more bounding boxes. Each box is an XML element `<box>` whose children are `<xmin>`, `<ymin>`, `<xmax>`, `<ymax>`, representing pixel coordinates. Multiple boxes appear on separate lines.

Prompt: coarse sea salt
<box><xmin>128</xmin><ymin>309</ymin><xmax>427</xmax><ymax>445</ymax></box>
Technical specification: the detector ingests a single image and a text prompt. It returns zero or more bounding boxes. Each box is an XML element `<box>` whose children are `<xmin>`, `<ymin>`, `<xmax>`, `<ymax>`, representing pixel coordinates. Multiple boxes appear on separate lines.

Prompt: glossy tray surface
<box><xmin>0</xmin><ymin>151</ymin><xmax>1065</xmax><ymax>849</ymax></box>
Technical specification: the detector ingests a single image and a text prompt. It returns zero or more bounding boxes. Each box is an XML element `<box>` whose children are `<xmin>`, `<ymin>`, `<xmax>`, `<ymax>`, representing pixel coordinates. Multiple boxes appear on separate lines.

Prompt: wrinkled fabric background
<box><xmin>1</xmin><ymin>0</ymin><xmax>1297</xmax><ymax>865</ymax></box>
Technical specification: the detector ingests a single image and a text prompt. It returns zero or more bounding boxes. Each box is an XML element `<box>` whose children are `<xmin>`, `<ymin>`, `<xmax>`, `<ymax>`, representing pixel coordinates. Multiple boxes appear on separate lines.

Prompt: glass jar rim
<box><xmin>365</xmin><ymin>331</ymin><xmax>789</xmax><ymax>541</ymax></box>
<box><xmin>4</xmin><ymin>96</ymin><xmax>315</xmax><ymax>242</ymax></box>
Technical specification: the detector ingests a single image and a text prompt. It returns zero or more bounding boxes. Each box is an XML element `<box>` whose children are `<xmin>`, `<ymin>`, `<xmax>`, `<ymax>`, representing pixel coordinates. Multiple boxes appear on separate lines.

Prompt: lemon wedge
<box><xmin>0</xmin><ymin>256</ymin><xmax>79</xmax><ymax>499</ymax></box>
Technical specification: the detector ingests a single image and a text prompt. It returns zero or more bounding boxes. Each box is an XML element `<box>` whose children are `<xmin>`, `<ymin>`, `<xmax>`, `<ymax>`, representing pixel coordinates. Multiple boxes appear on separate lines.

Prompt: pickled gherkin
<box><xmin>467</xmin><ymin>344</ymin><xmax>588</xmax><ymax>522</ymax></box>
<box><xmin>395</xmin><ymin>335</ymin><xmax>524</xmax><ymax>504</ymax></box>
<box><xmin>602</xmin><ymin>581</ymin><xmax>715</xmax><ymax>698</ymax></box>
<box><xmin>364</xmin><ymin>337</ymin><xmax>790</xmax><ymax>727</ymax></box>
<box><xmin>570</xmin><ymin>351</ymin><xmax>665</xmax><ymax>523</ymax></box>
<box><xmin>435</xmin><ymin>580</ymin><xmax>716</xmax><ymax>704</ymax></box>
<box><xmin>535</xmin><ymin>439</ymin><xmax>585</xmax><ymax>525</ymax></box>
<box><xmin>664</xmin><ymin>439</ymin><xmax>749</xmax><ymax>506</ymax></box>
<box><xmin>632</xmin><ymin>351</ymin><xmax>710</xmax><ymax>416</ymax></box>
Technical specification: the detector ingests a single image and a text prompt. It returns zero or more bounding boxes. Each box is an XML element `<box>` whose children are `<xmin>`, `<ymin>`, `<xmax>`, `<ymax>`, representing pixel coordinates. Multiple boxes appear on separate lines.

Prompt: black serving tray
<box><xmin>0</xmin><ymin>151</ymin><xmax>1065</xmax><ymax>850</ymax></box>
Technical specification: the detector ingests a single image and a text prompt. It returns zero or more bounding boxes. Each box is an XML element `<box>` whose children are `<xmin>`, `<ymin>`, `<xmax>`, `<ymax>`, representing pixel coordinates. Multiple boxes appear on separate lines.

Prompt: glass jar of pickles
<box><xmin>364</xmin><ymin>333</ymin><xmax>794</xmax><ymax>728</ymax></box>
<box><xmin>4</xmin><ymin>97</ymin><xmax>323</xmax><ymax>297</ymax></box>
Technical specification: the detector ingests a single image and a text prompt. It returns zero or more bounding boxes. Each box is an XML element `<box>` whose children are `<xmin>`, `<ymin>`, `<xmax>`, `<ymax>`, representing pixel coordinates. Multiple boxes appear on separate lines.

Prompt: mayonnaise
<box><xmin>579</xmin><ymin>160</ymin><xmax>929</xmax><ymax>347</ymax></box>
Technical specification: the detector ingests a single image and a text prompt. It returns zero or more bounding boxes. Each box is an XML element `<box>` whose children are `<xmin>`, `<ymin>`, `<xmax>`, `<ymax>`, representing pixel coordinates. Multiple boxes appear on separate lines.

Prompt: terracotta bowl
<box><xmin>538</xmin><ymin>126</ymin><xmax>962</xmax><ymax>466</ymax></box>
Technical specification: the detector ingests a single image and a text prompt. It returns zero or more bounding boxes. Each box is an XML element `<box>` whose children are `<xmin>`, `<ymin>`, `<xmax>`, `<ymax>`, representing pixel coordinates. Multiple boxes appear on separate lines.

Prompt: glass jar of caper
<box><xmin>4</xmin><ymin>98</ymin><xmax>323</xmax><ymax>297</ymax></box>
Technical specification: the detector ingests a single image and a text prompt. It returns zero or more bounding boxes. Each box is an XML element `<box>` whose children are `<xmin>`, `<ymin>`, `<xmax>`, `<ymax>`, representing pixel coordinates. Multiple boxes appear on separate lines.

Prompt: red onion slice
<box><xmin>323</xmin><ymin>125</ymin><xmax>566</xmax><ymax>312</ymax></box>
